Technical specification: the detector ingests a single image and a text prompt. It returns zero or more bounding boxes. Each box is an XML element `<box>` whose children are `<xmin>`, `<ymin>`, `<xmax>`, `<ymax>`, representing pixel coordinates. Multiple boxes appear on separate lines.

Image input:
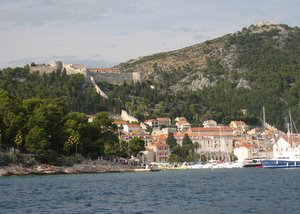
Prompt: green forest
<box><xmin>0</xmin><ymin>67</ymin><xmax>144</xmax><ymax>165</ymax></box>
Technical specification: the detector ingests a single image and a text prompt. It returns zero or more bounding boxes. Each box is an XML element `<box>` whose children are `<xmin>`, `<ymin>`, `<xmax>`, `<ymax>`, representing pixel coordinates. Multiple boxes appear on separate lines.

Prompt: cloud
<box><xmin>117</xmin><ymin>32</ymin><xmax>132</xmax><ymax>36</ymax></box>
<box><xmin>106</xmin><ymin>44</ymin><xmax>117</xmax><ymax>48</ymax></box>
<box><xmin>0</xmin><ymin>0</ymin><xmax>150</xmax><ymax>30</ymax></box>
<box><xmin>1</xmin><ymin>0</ymin><xmax>300</xmax><ymax>69</ymax></box>
<box><xmin>1</xmin><ymin>54</ymin><xmax>117</xmax><ymax>69</ymax></box>
<box><xmin>192</xmin><ymin>35</ymin><xmax>207</xmax><ymax>40</ymax></box>
<box><xmin>173</xmin><ymin>27</ymin><xmax>198</xmax><ymax>33</ymax></box>
<box><xmin>49</xmin><ymin>55</ymin><xmax>117</xmax><ymax>67</ymax></box>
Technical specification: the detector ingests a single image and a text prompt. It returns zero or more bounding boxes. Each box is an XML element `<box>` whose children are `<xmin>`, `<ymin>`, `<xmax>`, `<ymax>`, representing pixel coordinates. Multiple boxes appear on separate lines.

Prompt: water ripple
<box><xmin>1</xmin><ymin>169</ymin><xmax>300</xmax><ymax>213</ymax></box>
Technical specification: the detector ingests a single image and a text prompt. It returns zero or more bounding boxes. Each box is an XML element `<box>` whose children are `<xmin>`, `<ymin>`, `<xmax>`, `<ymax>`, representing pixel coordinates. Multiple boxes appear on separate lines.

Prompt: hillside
<box><xmin>109</xmin><ymin>22</ymin><xmax>300</xmax><ymax>129</ymax></box>
<box><xmin>1</xmin><ymin>22</ymin><xmax>300</xmax><ymax>131</ymax></box>
<box><xmin>117</xmin><ymin>22</ymin><xmax>300</xmax><ymax>91</ymax></box>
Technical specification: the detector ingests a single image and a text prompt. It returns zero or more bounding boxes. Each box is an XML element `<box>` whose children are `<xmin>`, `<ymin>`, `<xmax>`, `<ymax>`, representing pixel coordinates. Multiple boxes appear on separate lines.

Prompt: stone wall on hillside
<box><xmin>30</xmin><ymin>61</ymin><xmax>142</xmax><ymax>85</ymax></box>
<box><xmin>121</xmin><ymin>110</ymin><xmax>139</xmax><ymax>123</ymax></box>
<box><xmin>88</xmin><ymin>71</ymin><xmax>141</xmax><ymax>85</ymax></box>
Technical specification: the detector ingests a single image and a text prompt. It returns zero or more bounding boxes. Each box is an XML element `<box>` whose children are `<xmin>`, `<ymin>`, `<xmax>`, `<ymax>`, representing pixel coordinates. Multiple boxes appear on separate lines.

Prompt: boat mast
<box><xmin>289</xmin><ymin>110</ymin><xmax>293</xmax><ymax>135</ymax></box>
<box><xmin>219</xmin><ymin>125</ymin><xmax>230</xmax><ymax>162</ymax></box>
<box><xmin>262</xmin><ymin>106</ymin><xmax>266</xmax><ymax>132</ymax></box>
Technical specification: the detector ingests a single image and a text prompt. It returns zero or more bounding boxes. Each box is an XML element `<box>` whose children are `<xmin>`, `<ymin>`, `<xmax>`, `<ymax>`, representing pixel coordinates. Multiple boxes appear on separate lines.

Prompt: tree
<box><xmin>25</xmin><ymin>99</ymin><xmax>67</xmax><ymax>153</ymax></box>
<box><xmin>168</xmin><ymin>154</ymin><xmax>181</xmax><ymax>163</ymax></box>
<box><xmin>25</xmin><ymin>126</ymin><xmax>49</xmax><ymax>154</ymax></box>
<box><xmin>92</xmin><ymin>112</ymin><xmax>117</xmax><ymax>134</ymax></box>
<box><xmin>128</xmin><ymin>137</ymin><xmax>145</xmax><ymax>157</ymax></box>
<box><xmin>194</xmin><ymin>142</ymin><xmax>200</xmax><ymax>153</ymax></box>
<box><xmin>171</xmin><ymin>145</ymin><xmax>189</xmax><ymax>162</ymax></box>
<box><xmin>187</xmin><ymin>153</ymin><xmax>200</xmax><ymax>162</ymax></box>
<box><xmin>64</xmin><ymin>130</ymin><xmax>81</xmax><ymax>155</ymax></box>
<box><xmin>166</xmin><ymin>133</ymin><xmax>177</xmax><ymax>149</ymax></box>
<box><xmin>91</xmin><ymin>112</ymin><xmax>119</xmax><ymax>158</ymax></box>
<box><xmin>64</xmin><ymin>112</ymin><xmax>88</xmax><ymax>133</ymax></box>
<box><xmin>118</xmin><ymin>141</ymin><xmax>130</xmax><ymax>158</ymax></box>
<box><xmin>14</xmin><ymin>130</ymin><xmax>23</xmax><ymax>150</ymax></box>
<box><xmin>182</xmin><ymin>134</ymin><xmax>193</xmax><ymax>146</ymax></box>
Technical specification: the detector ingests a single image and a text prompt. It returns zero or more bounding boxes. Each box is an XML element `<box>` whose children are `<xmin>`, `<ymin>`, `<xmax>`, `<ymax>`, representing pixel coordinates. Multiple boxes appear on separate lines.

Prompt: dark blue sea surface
<box><xmin>1</xmin><ymin>168</ymin><xmax>300</xmax><ymax>214</ymax></box>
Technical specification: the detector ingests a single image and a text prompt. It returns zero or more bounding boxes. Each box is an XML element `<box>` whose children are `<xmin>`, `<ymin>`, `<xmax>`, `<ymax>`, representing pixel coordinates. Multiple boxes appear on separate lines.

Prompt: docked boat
<box><xmin>189</xmin><ymin>162</ymin><xmax>204</xmax><ymax>169</ymax></box>
<box><xmin>243</xmin><ymin>158</ymin><xmax>263</xmax><ymax>167</ymax></box>
<box><xmin>261</xmin><ymin>159</ymin><xmax>300</xmax><ymax>168</ymax></box>
<box><xmin>261</xmin><ymin>134</ymin><xmax>300</xmax><ymax>169</ymax></box>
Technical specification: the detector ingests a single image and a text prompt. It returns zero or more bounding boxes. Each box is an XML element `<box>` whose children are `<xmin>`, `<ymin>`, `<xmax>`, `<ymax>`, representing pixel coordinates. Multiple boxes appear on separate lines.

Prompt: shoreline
<box><xmin>0</xmin><ymin>163</ymin><xmax>156</xmax><ymax>177</ymax></box>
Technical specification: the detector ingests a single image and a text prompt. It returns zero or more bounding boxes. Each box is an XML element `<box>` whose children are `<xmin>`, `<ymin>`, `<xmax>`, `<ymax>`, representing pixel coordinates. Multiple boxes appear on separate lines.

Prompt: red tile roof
<box><xmin>144</xmin><ymin>119</ymin><xmax>157</xmax><ymax>123</ymax></box>
<box><xmin>156</xmin><ymin>117</ymin><xmax>171</xmax><ymax>122</ymax></box>
<box><xmin>158</xmin><ymin>134</ymin><xmax>168</xmax><ymax>141</ymax></box>
<box><xmin>126</xmin><ymin>123</ymin><xmax>140</xmax><ymax>127</ymax></box>
<box><xmin>152</xmin><ymin>141</ymin><xmax>170</xmax><ymax>148</ymax></box>
<box><xmin>113</xmin><ymin>121</ymin><xmax>128</xmax><ymax>125</ymax></box>
<box><xmin>189</xmin><ymin>126</ymin><xmax>233</xmax><ymax>133</ymax></box>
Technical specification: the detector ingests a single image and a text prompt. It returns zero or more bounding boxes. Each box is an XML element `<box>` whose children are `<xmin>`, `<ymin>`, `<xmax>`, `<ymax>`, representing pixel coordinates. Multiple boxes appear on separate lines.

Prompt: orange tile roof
<box><xmin>144</xmin><ymin>119</ymin><xmax>158</xmax><ymax>123</ymax></box>
<box><xmin>281</xmin><ymin>134</ymin><xmax>300</xmax><ymax>145</ymax></box>
<box><xmin>156</xmin><ymin>117</ymin><xmax>171</xmax><ymax>122</ymax></box>
<box><xmin>174</xmin><ymin>132</ymin><xmax>233</xmax><ymax>138</ymax></box>
<box><xmin>126</xmin><ymin>123</ymin><xmax>140</xmax><ymax>127</ymax></box>
<box><xmin>189</xmin><ymin>126</ymin><xmax>233</xmax><ymax>132</ymax></box>
<box><xmin>152</xmin><ymin>141</ymin><xmax>170</xmax><ymax>147</ymax></box>
<box><xmin>113</xmin><ymin>121</ymin><xmax>128</xmax><ymax>125</ymax></box>
<box><xmin>158</xmin><ymin>134</ymin><xmax>168</xmax><ymax>140</ymax></box>
<box><xmin>235</xmin><ymin>143</ymin><xmax>254</xmax><ymax>149</ymax></box>
<box><xmin>236</xmin><ymin>139</ymin><xmax>251</xmax><ymax>144</ymax></box>
<box><xmin>131</xmin><ymin>130</ymin><xmax>142</xmax><ymax>135</ymax></box>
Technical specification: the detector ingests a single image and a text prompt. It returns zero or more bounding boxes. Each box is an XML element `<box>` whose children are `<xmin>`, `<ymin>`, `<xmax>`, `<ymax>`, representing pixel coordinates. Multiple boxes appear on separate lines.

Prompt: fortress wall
<box><xmin>30</xmin><ymin>62</ymin><xmax>143</xmax><ymax>86</ymax></box>
<box><xmin>89</xmin><ymin>72</ymin><xmax>135</xmax><ymax>85</ymax></box>
<box><xmin>30</xmin><ymin>66</ymin><xmax>56</xmax><ymax>74</ymax></box>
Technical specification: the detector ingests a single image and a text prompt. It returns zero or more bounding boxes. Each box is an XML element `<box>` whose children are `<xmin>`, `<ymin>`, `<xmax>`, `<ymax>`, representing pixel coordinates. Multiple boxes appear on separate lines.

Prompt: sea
<box><xmin>1</xmin><ymin>168</ymin><xmax>300</xmax><ymax>214</ymax></box>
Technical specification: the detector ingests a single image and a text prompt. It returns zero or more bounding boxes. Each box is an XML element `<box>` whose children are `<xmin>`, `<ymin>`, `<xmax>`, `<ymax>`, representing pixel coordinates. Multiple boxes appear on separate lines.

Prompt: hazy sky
<box><xmin>1</xmin><ymin>0</ymin><xmax>300</xmax><ymax>68</ymax></box>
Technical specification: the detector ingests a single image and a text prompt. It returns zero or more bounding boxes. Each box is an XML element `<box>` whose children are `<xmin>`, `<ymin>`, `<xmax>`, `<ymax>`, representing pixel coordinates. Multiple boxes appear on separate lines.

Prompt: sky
<box><xmin>1</xmin><ymin>0</ymin><xmax>300</xmax><ymax>69</ymax></box>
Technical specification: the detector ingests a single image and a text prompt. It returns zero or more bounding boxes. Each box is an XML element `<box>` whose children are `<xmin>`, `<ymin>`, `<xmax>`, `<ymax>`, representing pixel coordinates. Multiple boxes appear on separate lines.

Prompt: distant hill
<box><xmin>117</xmin><ymin>22</ymin><xmax>300</xmax><ymax>92</ymax></box>
<box><xmin>111</xmin><ymin>22</ymin><xmax>300</xmax><ymax>129</ymax></box>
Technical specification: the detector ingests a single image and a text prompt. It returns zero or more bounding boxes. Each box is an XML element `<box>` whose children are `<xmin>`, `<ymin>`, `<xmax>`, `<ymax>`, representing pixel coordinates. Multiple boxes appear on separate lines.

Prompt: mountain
<box><xmin>117</xmin><ymin>22</ymin><xmax>300</xmax><ymax>92</ymax></box>
<box><xmin>110</xmin><ymin>22</ymin><xmax>300</xmax><ymax>129</ymax></box>
<box><xmin>1</xmin><ymin>22</ymin><xmax>300</xmax><ymax>131</ymax></box>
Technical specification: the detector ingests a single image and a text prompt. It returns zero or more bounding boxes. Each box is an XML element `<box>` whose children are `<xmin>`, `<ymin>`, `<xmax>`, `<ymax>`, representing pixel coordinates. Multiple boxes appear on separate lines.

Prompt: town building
<box><xmin>156</xmin><ymin>117</ymin><xmax>172</xmax><ymax>127</ymax></box>
<box><xmin>147</xmin><ymin>141</ymin><xmax>170</xmax><ymax>162</ymax></box>
<box><xmin>144</xmin><ymin>119</ymin><xmax>159</xmax><ymax>129</ymax></box>
<box><xmin>175</xmin><ymin>117</ymin><xmax>191</xmax><ymax>132</ymax></box>
<box><xmin>123</xmin><ymin>124</ymin><xmax>141</xmax><ymax>134</ymax></box>
<box><xmin>203</xmin><ymin>120</ymin><xmax>218</xmax><ymax>128</ymax></box>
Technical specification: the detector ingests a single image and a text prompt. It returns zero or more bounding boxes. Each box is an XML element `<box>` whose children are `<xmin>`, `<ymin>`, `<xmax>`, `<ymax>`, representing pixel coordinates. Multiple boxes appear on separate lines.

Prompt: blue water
<box><xmin>1</xmin><ymin>168</ymin><xmax>300</xmax><ymax>214</ymax></box>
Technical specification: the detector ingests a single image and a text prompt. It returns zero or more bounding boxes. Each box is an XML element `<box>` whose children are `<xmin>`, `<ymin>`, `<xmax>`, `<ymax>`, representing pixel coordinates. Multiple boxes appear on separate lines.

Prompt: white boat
<box><xmin>262</xmin><ymin>112</ymin><xmax>300</xmax><ymax>169</ymax></box>
<box><xmin>261</xmin><ymin>137</ymin><xmax>300</xmax><ymax>168</ymax></box>
<box><xmin>190</xmin><ymin>162</ymin><xmax>204</xmax><ymax>169</ymax></box>
<box><xmin>179</xmin><ymin>162</ymin><xmax>192</xmax><ymax>169</ymax></box>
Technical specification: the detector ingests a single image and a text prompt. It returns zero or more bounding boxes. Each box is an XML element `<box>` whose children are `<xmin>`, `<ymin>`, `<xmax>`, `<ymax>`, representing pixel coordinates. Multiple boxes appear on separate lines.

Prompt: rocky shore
<box><xmin>0</xmin><ymin>161</ymin><xmax>153</xmax><ymax>176</ymax></box>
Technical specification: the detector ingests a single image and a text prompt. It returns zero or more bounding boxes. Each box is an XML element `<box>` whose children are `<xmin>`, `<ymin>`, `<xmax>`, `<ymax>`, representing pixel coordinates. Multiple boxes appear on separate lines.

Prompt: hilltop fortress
<box><xmin>30</xmin><ymin>61</ymin><xmax>142</xmax><ymax>85</ymax></box>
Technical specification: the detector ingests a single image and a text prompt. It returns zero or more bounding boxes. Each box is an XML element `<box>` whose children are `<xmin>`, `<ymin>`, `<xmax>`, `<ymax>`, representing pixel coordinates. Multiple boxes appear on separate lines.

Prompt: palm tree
<box><xmin>194</xmin><ymin>142</ymin><xmax>200</xmax><ymax>153</ymax></box>
<box><xmin>194</xmin><ymin>142</ymin><xmax>202</xmax><ymax>162</ymax></box>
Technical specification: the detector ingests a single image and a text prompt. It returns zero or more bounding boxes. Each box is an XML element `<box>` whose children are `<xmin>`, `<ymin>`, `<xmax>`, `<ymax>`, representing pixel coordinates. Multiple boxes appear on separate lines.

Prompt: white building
<box><xmin>123</xmin><ymin>124</ymin><xmax>141</xmax><ymax>133</ymax></box>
